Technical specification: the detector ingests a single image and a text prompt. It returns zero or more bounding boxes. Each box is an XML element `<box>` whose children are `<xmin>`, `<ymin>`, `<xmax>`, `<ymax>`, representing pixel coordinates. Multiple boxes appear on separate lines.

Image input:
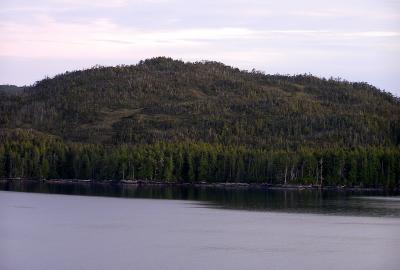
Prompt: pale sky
<box><xmin>0</xmin><ymin>0</ymin><xmax>399</xmax><ymax>95</ymax></box>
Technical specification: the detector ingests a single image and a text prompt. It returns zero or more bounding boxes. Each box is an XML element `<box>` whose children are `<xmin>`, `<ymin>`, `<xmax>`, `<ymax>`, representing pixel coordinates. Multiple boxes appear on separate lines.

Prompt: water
<box><xmin>1</xmin><ymin>180</ymin><xmax>400</xmax><ymax>217</ymax></box>
<box><xmin>1</xmin><ymin>181</ymin><xmax>400</xmax><ymax>270</ymax></box>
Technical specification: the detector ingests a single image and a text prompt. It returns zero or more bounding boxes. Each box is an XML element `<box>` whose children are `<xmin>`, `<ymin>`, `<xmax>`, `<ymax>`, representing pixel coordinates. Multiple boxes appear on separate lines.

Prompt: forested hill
<box><xmin>1</xmin><ymin>57</ymin><xmax>399</xmax><ymax>148</ymax></box>
<box><xmin>0</xmin><ymin>57</ymin><xmax>399</xmax><ymax>187</ymax></box>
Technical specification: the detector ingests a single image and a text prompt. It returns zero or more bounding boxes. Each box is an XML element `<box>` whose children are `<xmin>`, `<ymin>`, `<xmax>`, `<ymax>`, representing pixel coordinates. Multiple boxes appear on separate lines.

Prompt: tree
<box><xmin>197</xmin><ymin>153</ymin><xmax>208</xmax><ymax>182</ymax></box>
<box><xmin>162</xmin><ymin>154</ymin><xmax>174</xmax><ymax>181</ymax></box>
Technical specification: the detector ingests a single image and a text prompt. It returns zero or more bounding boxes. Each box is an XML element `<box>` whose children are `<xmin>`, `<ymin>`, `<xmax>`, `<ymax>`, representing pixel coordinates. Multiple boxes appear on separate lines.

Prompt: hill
<box><xmin>0</xmin><ymin>57</ymin><xmax>399</xmax><ymax>187</ymax></box>
<box><xmin>0</xmin><ymin>84</ymin><xmax>26</xmax><ymax>95</ymax></box>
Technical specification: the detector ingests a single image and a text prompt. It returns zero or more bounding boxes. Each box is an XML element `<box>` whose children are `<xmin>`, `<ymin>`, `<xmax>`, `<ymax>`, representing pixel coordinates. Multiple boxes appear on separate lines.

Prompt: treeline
<box><xmin>1</xmin><ymin>132</ymin><xmax>399</xmax><ymax>188</ymax></box>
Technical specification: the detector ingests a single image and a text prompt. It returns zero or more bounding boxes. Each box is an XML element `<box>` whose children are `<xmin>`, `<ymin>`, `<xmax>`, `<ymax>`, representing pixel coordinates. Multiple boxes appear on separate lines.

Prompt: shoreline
<box><xmin>0</xmin><ymin>178</ymin><xmax>394</xmax><ymax>192</ymax></box>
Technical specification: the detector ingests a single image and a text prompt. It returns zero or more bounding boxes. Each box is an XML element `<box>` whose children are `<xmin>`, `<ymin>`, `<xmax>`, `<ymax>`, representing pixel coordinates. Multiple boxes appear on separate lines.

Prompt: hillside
<box><xmin>0</xmin><ymin>57</ymin><xmax>399</xmax><ymax>187</ymax></box>
<box><xmin>1</xmin><ymin>57</ymin><xmax>399</xmax><ymax>148</ymax></box>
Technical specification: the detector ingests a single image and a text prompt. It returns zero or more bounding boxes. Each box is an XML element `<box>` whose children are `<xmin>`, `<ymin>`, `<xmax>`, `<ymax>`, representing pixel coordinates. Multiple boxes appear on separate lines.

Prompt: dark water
<box><xmin>1</xmin><ymin>181</ymin><xmax>400</xmax><ymax>270</ymax></box>
<box><xmin>1</xmin><ymin>180</ymin><xmax>400</xmax><ymax>218</ymax></box>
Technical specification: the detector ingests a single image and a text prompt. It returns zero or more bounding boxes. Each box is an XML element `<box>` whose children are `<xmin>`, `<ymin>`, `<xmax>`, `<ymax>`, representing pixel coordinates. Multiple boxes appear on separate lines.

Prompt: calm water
<box><xmin>1</xmin><ymin>181</ymin><xmax>400</xmax><ymax>270</ymax></box>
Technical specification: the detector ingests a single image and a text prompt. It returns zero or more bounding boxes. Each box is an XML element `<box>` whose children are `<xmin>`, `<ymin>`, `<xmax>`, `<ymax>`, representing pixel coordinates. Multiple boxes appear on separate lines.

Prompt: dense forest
<box><xmin>0</xmin><ymin>57</ymin><xmax>399</xmax><ymax>187</ymax></box>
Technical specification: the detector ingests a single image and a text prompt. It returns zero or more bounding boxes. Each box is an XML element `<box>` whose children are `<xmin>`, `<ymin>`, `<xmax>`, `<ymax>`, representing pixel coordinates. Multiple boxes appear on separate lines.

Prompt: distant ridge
<box><xmin>0</xmin><ymin>84</ymin><xmax>26</xmax><ymax>95</ymax></box>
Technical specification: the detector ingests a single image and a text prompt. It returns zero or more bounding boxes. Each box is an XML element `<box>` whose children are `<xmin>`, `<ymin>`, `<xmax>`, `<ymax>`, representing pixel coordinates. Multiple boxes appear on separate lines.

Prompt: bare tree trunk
<box><xmin>319</xmin><ymin>158</ymin><xmax>323</xmax><ymax>187</ymax></box>
<box><xmin>284</xmin><ymin>164</ymin><xmax>288</xmax><ymax>185</ymax></box>
<box><xmin>290</xmin><ymin>164</ymin><xmax>295</xmax><ymax>181</ymax></box>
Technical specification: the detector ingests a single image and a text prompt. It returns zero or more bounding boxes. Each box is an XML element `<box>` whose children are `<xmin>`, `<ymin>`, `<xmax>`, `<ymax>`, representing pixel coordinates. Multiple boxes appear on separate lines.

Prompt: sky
<box><xmin>0</xmin><ymin>0</ymin><xmax>399</xmax><ymax>95</ymax></box>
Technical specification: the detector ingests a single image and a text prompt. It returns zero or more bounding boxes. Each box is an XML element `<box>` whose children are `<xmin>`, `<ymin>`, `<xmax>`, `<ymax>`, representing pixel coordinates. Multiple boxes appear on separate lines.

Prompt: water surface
<box><xmin>1</xmin><ymin>180</ymin><xmax>400</xmax><ymax>217</ymax></box>
<box><xmin>1</xmin><ymin>182</ymin><xmax>400</xmax><ymax>270</ymax></box>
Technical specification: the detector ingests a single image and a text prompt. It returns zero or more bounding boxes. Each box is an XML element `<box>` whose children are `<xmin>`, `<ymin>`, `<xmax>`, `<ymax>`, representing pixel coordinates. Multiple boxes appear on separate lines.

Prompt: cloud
<box><xmin>54</xmin><ymin>0</ymin><xmax>128</xmax><ymax>6</ymax></box>
<box><xmin>288</xmin><ymin>8</ymin><xmax>400</xmax><ymax>20</ymax></box>
<box><xmin>0</xmin><ymin>18</ymin><xmax>255</xmax><ymax>58</ymax></box>
<box><xmin>1</xmin><ymin>16</ymin><xmax>399</xmax><ymax>61</ymax></box>
<box><xmin>0</xmin><ymin>0</ymin><xmax>129</xmax><ymax>14</ymax></box>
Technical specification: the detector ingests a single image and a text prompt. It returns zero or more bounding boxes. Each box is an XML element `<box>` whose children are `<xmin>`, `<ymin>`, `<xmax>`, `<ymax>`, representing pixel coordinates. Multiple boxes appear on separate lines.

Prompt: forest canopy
<box><xmin>1</xmin><ymin>57</ymin><xmax>399</xmax><ymax>187</ymax></box>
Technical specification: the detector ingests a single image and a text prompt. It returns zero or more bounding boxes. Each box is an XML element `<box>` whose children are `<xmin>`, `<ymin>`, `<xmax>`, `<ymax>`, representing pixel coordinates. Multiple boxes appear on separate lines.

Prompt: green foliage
<box><xmin>0</xmin><ymin>131</ymin><xmax>399</xmax><ymax>187</ymax></box>
<box><xmin>0</xmin><ymin>57</ymin><xmax>399</xmax><ymax>187</ymax></box>
<box><xmin>1</xmin><ymin>57</ymin><xmax>398</xmax><ymax>149</ymax></box>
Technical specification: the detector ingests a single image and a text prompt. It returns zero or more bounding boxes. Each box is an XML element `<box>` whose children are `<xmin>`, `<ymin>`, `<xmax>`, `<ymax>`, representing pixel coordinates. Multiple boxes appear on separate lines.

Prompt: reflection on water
<box><xmin>1</xmin><ymin>180</ymin><xmax>399</xmax><ymax>218</ymax></box>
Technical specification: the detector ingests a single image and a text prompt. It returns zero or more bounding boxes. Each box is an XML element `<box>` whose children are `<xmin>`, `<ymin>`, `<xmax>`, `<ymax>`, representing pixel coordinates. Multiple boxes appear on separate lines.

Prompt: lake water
<box><xmin>1</xmin><ymin>181</ymin><xmax>400</xmax><ymax>270</ymax></box>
